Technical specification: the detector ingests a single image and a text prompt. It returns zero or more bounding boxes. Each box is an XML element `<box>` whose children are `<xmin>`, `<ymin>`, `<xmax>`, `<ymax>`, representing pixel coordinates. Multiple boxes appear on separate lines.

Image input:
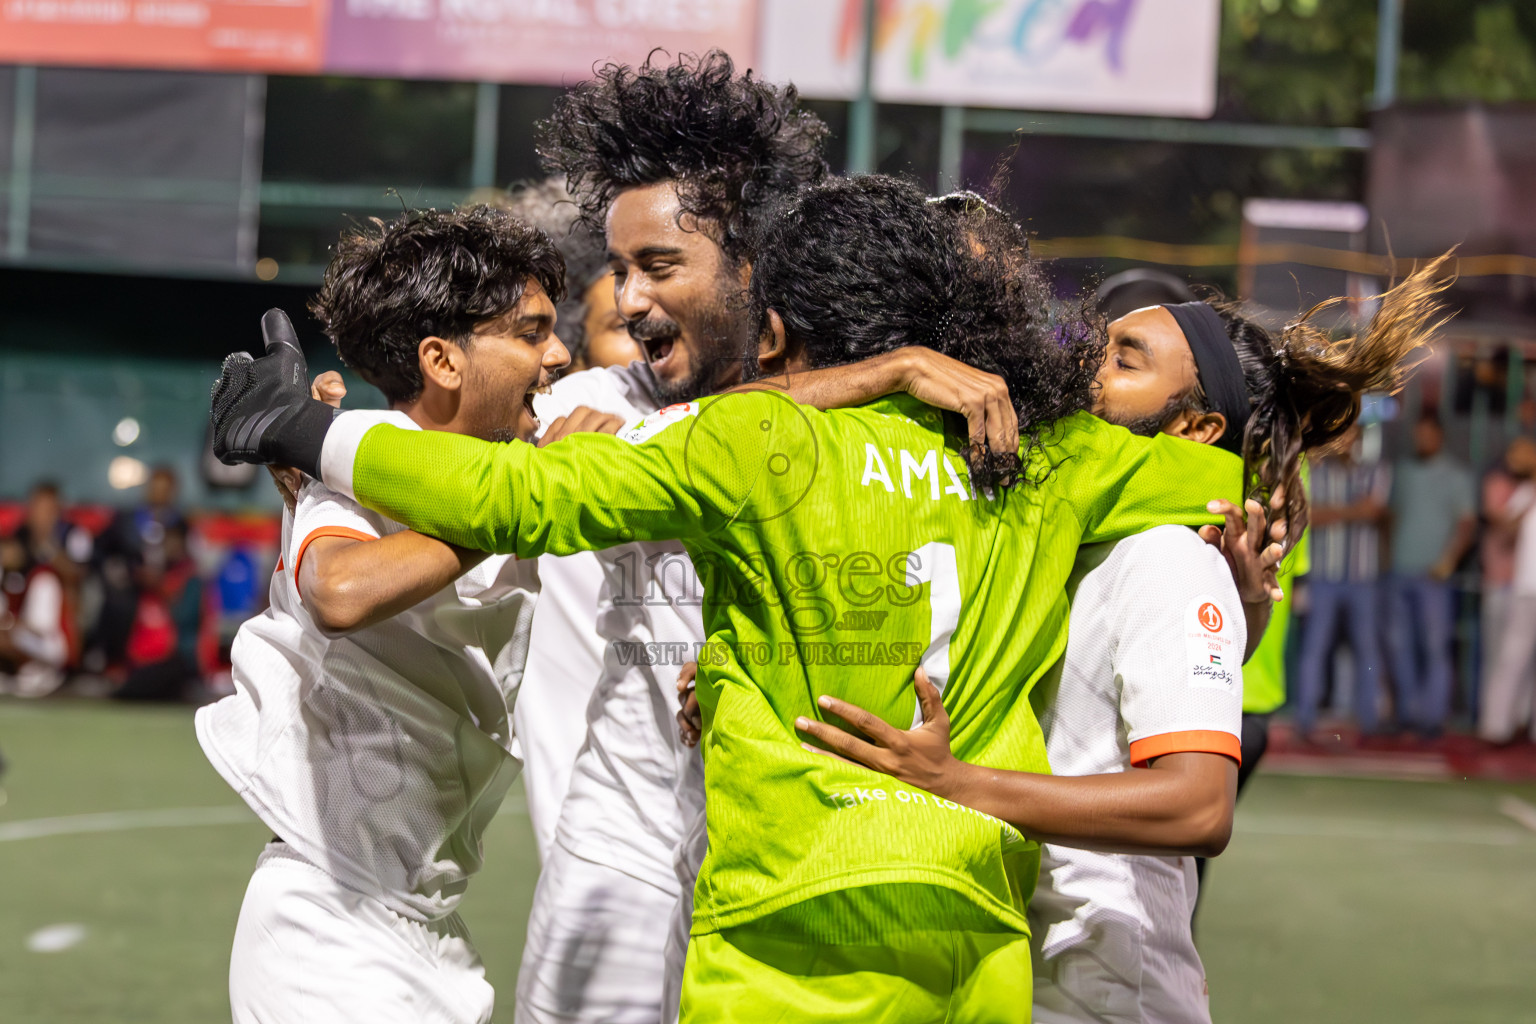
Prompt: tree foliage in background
<box><xmin>1218</xmin><ymin>0</ymin><xmax>1379</xmax><ymax>127</ymax></box>
<box><xmin>1220</xmin><ymin>0</ymin><xmax>1536</xmax><ymax>127</ymax></box>
<box><xmin>1211</xmin><ymin>1</ymin><xmax>1536</xmax><ymax>213</ymax></box>
<box><xmin>1399</xmin><ymin>3</ymin><xmax>1536</xmax><ymax>104</ymax></box>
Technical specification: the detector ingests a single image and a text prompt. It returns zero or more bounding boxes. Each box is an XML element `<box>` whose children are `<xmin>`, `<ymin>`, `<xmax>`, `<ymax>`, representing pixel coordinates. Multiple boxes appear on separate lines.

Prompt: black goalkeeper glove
<box><xmin>210</xmin><ymin>309</ymin><xmax>336</xmax><ymax>479</ymax></box>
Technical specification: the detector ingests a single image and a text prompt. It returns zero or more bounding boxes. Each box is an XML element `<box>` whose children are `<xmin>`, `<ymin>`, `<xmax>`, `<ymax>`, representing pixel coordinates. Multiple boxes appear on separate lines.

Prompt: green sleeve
<box><xmin>1042</xmin><ymin>412</ymin><xmax>1244</xmax><ymax>543</ymax></box>
<box><xmin>345</xmin><ymin>393</ymin><xmax>776</xmax><ymax>557</ymax></box>
<box><xmin>1291</xmin><ymin>459</ymin><xmax>1312</xmax><ymax>576</ymax></box>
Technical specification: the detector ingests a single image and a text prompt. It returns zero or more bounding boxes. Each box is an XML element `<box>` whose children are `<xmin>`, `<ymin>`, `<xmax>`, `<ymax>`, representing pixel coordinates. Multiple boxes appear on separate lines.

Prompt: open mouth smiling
<box><xmin>641</xmin><ymin>334</ymin><xmax>677</xmax><ymax>370</ymax></box>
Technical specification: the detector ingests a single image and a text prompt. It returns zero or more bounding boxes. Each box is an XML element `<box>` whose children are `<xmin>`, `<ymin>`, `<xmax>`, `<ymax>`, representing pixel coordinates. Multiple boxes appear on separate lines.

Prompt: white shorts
<box><xmin>660</xmin><ymin>808</ymin><xmax>708</xmax><ymax>1024</ymax></box>
<box><xmin>230</xmin><ymin>842</ymin><xmax>494</xmax><ymax>1024</ymax></box>
<box><xmin>515</xmin><ymin>842</ymin><xmax>679</xmax><ymax>1024</ymax></box>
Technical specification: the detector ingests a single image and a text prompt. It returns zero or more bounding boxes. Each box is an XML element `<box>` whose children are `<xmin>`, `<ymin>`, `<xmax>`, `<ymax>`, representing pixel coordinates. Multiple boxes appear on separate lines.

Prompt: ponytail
<box><xmin>1217</xmin><ymin>252</ymin><xmax>1454</xmax><ymax>545</ymax></box>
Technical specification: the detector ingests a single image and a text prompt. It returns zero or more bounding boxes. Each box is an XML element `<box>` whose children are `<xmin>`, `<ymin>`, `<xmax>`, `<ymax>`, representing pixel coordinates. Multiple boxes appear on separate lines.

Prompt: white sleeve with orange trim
<box><xmin>288</xmin><ymin>478</ymin><xmax>390</xmax><ymax>586</ymax></box>
<box><xmin>1106</xmin><ymin>525</ymin><xmax>1246</xmax><ymax>768</ymax></box>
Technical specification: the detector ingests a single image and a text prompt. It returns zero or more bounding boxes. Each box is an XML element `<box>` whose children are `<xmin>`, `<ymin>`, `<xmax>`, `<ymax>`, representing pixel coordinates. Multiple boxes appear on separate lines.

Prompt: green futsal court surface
<box><xmin>2</xmin><ymin>699</ymin><xmax>1534</xmax><ymax>1023</ymax></box>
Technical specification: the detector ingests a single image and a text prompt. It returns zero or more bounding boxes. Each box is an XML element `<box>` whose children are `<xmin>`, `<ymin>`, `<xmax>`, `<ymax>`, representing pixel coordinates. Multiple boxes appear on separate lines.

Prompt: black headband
<box><xmin>1163</xmin><ymin>301</ymin><xmax>1249</xmax><ymax>456</ymax></box>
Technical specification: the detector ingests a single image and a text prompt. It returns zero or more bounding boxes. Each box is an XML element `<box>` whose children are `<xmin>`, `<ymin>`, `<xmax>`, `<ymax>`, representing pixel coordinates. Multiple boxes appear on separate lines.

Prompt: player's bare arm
<box><xmin>270</xmin><ymin>371</ymin><xmax>606</xmax><ymax>634</ymax></box>
<box><xmin>287</xmin><ymin>389</ymin><xmax>617</xmax><ymax>634</ymax></box>
<box><xmin>797</xmin><ymin>669</ymin><xmax>1238</xmax><ymax>859</ymax></box>
<box><xmin>297</xmin><ymin>531</ymin><xmax>489</xmax><ymax>635</ymax></box>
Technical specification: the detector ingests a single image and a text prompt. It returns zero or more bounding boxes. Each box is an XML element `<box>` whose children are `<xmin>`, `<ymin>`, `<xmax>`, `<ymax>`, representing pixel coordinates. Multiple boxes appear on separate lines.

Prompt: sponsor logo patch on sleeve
<box><xmin>618</xmin><ymin>402</ymin><xmax>699</xmax><ymax>445</ymax></box>
<box><xmin>1185</xmin><ymin>595</ymin><xmax>1239</xmax><ymax>693</ymax></box>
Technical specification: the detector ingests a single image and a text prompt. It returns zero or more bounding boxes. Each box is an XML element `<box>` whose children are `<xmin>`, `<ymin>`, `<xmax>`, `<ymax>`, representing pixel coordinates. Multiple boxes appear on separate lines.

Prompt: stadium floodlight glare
<box><xmin>112</xmin><ymin>417</ymin><xmax>141</xmax><ymax>447</ymax></box>
<box><xmin>108</xmin><ymin>455</ymin><xmax>148</xmax><ymax>490</ymax></box>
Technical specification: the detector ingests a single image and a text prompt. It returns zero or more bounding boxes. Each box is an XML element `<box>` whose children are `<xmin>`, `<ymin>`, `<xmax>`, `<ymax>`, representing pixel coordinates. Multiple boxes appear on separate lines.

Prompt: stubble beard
<box><xmin>648</xmin><ymin>282</ymin><xmax>753</xmax><ymax>407</ymax></box>
<box><xmin>1099</xmin><ymin>393</ymin><xmax>1187</xmax><ymax>439</ymax></box>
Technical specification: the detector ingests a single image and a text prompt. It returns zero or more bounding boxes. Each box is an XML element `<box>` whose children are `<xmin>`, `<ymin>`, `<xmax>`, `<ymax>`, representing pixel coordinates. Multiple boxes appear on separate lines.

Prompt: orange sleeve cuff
<box><xmin>293</xmin><ymin>526</ymin><xmax>378</xmax><ymax>583</ymax></box>
<box><xmin>1129</xmin><ymin>730</ymin><xmax>1242</xmax><ymax>768</ymax></box>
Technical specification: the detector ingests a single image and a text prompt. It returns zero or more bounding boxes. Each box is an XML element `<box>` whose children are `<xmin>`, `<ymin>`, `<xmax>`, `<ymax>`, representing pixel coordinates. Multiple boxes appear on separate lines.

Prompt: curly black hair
<box><xmin>749</xmin><ymin>176</ymin><xmax>1103</xmax><ymax>490</ymax></box>
<box><xmin>310</xmin><ymin>205</ymin><xmax>567</xmax><ymax>404</ymax></box>
<box><xmin>536</xmin><ymin>50</ymin><xmax>829</xmax><ymax>263</ymax></box>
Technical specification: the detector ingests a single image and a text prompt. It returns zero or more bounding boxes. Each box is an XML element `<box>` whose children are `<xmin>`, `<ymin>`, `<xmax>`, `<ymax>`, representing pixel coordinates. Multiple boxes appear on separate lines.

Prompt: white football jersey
<box><xmin>1030</xmin><ymin>525</ymin><xmax>1244</xmax><ymax>1024</ymax></box>
<box><xmin>528</xmin><ymin>361</ymin><xmax>707</xmax><ymax>894</ymax></box>
<box><xmin>196</xmin><ymin>443</ymin><xmax>539</xmax><ymax>924</ymax></box>
<box><xmin>513</xmin><ymin>537</ymin><xmax>608</xmax><ymax>863</ymax></box>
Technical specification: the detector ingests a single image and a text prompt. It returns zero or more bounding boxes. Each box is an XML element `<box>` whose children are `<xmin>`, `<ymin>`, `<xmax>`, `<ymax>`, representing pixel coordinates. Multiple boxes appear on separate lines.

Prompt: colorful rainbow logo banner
<box><xmin>762</xmin><ymin>0</ymin><xmax>1219</xmax><ymax>116</ymax></box>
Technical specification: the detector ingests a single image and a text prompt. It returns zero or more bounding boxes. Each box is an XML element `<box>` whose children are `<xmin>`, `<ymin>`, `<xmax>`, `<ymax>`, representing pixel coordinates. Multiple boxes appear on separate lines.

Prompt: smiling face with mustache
<box><xmin>605</xmin><ymin>182</ymin><xmax>756</xmax><ymax>405</ymax></box>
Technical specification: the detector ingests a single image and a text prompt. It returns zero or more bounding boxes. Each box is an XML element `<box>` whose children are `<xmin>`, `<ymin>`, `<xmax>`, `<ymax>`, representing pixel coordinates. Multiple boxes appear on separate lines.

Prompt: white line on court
<box><xmin>27</xmin><ymin>923</ymin><xmax>88</xmax><ymax>953</ymax></box>
<box><xmin>0</xmin><ymin>793</ymin><xmax>529</xmax><ymax>844</ymax></box>
<box><xmin>1259</xmin><ymin>758</ymin><xmax>1450</xmax><ymax>782</ymax></box>
<box><xmin>1496</xmin><ymin>795</ymin><xmax>1536</xmax><ymax>833</ymax></box>
<box><xmin>0</xmin><ymin>806</ymin><xmax>256</xmax><ymax>842</ymax></box>
<box><xmin>1235</xmin><ymin>813</ymin><xmax>1530</xmax><ymax>847</ymax></box>
<box><xmin>0</xmin><ymin>704</ymin><xmax>50</xmax><ymax>719</ymax></box>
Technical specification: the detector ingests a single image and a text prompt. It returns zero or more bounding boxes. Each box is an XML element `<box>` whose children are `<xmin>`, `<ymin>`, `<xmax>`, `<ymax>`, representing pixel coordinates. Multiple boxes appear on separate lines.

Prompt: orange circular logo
<box><xmin>1198</xmin><ymin>602</ymin><xmax>1224</xmax><ymax>632</ymax></box>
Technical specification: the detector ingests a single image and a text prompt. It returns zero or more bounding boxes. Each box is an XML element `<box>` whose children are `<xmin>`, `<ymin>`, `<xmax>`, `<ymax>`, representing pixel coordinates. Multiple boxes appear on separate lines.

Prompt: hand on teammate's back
<box><xmin>794</xmin><ymin>669</ymin><xmax>963</xmax><ymax>798</ymax></box>
<box><xmin>895</xmin><ymin>348</ymin><xmax>1018</xmax><ymax>456</ymax></box>
<box><xmin>1198</xmin><ymin>495</ymin><xmax>1286</xmax><ymax>604</ymax></box>
<box><xmin>1200</xmin><ymin>495</ymin><xmax>1286</xmax><ymax>662</ymax></box>
<box><xmin>676</xmin><ymin>661</ymin><xmax>701</xmax><ymax>747</ymax></box>
<box><xmin>537</xmin><ymin>406</ymin><xmax>626</xmax><ymax>447</ymax></box>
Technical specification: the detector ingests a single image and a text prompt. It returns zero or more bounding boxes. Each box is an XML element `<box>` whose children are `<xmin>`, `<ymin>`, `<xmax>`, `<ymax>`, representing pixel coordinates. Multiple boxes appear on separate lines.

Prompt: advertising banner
<box><xmin>0</xmin><ymin>0</ymin><xmax>327</xmax><ymax>72</ymax></box>
<box><xmin>1</xmin><ymin>0</ymin><xmax>1216</xmax><ymax>119</ymax></box>
<box><xmin>760</xmin><ymin>0</ymin><xmax>1220</xmax><ymax>117</ymax></box>
<box><xmin>323</xmin><ymin>0</ymin><xmax>755</xmax><ymax>83</ymax></box>
<box><xmin>0</xmin><ymin>0</ymin><xmax>754</xmax><ymax>81</ymax></box>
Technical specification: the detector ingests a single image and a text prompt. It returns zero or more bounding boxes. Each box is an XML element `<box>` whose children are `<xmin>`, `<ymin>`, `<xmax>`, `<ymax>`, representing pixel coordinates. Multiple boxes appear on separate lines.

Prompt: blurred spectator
<box><xmin>1479</xmin><ymin>437</ymin><xmax>1536</xmax><ymax>744</ymax></box>
<box><xmin>1293</xmin><ymin>426</ymin><xmax>1393</xmax><ymax>736</ymax></box>
<box><xmin>0</xmin><ymin>533</ymin><xmax>69</xmax><ymax>697</ymax></box>
<box><xmin>1480</xmin><ymin>439</ymin><xmax>1532</xmax><ymax>714</ymax></box>
<box><xmin>1388</xmin><ymin>417</ymin><xmax>1477</xmax><ymax>736</ymax></box>
<box><xmin>139</xmin><ymin>465</ymin><xmax>189</xmax><ymax>542</ymax></box>
<box><xmin>213</xmin><ymin>545</ymin><xmax>262</xmax><ymax>650</ymax></box>
<box><xmin>114</xmin><ymin>521</ymin><xmax>204</xmax><ymax>701</ymax></box>
<box><xmin>15</xmin><ymin>481</ymin><xmax>68</xmax><ymax>571</ymax></box>
<box><xmin>498</xmin><ymin>178</ymin><xmax>642</xmax><ymax>371</ymax></box>
<box><xmin>88</xmin><ymin>465</ymin><xmax>188</xmax><ymax>679</ymax></box>
<box><xmin>14</xmin><ymin>481</ymin><xmax>86</xmax><ymax>664</ymax></box>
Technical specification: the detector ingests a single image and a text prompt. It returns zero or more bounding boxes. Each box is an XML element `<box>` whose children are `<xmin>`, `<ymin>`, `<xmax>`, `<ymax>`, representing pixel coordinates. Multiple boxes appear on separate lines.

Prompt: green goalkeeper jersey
<box><xmin>323</xmin><ymin>391</ymin><xmax>1241</xmax><ymax>937</ymax></box>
